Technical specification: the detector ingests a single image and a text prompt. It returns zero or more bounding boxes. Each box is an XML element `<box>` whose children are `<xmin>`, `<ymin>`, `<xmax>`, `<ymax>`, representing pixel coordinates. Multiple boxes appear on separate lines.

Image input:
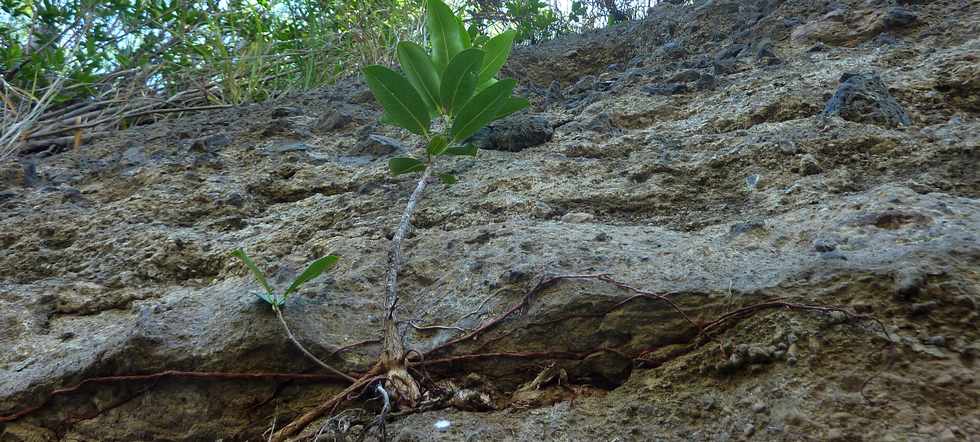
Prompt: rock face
<box><xmin>2</xmin><ymin>0</ymin><xmax>980</xmax><ymax>441</ymax></box>
<box><xmin>471</xmin><ymin>114</ymin><xmax>554</xmax><ymax>152</ymax></box>
<box><xmin>824</xmin><ymin>72</ymin><xmax>912</xmax><ymax>127</ymax></box>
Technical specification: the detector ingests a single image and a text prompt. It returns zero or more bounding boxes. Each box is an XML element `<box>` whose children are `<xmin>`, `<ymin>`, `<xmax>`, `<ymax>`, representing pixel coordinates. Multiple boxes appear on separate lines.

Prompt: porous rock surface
<box><xmin>2</xmin><ymin>0</ymin><xmax>979</xmax><ymax>440</ymax></box>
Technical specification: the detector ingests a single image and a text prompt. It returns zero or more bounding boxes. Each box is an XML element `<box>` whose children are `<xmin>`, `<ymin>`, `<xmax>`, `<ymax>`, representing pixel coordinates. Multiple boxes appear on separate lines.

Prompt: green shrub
<box><xmin>362</xmin><ymin>0</ymin><xmax>528</xmax><ymax>183</ymax></box>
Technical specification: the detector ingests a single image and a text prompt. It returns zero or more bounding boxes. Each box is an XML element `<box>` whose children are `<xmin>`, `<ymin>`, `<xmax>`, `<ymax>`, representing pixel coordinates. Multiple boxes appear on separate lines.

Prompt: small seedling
<box><xmin>231</xmin><ymin>249</ymin><xmax>339</xmax><ymax>308</ymax></box>
<box><xmin>352</xmin><ymin>0</ymin><xmax>530</xmax><ymax>413</ymax></box>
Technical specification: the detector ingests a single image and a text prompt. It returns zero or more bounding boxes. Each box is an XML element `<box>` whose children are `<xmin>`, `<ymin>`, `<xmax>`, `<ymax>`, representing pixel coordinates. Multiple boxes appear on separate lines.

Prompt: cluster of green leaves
<box><xmin>362</xmin><ymin>0</ymin><xmax>528</xmax><ymax>184</ymax></box>
<box><xmin>232</xmin><ymin>249</ymin><xmax>339</xmax><ymax>308</ymax></box>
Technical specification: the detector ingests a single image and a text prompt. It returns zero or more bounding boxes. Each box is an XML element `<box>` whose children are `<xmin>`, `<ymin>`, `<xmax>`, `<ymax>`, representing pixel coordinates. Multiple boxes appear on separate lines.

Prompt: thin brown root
<box><xmin>0</xmin><ymin>370</ymin><xmax>348</xmax><ymax>423</ymax></box>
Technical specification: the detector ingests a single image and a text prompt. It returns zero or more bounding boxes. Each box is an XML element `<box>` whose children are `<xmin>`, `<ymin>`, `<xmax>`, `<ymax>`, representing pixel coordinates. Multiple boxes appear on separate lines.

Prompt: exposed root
<box><xmin>0</xmin><ymin>370</ymin><xmax>349</xmax><ymax>423</ymax></box>
<box><xmin>5</xmin><ymin>272</ymin><xmax>897</xmax><ymax>440</ymax></box>
<box><xmin>270</xmin><ymin>364</ymin><xmax>385</xmax><ymax>442</ymax></box>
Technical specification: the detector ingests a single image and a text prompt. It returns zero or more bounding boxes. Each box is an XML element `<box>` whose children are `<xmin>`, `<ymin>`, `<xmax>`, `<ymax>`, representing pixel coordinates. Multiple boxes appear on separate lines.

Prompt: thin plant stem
<box><xmin>382</xmin><ymin>166</ymin><xmax>433</xmax><ymax>361</ymax></box>
<box><xmin>273</xmin><ymin>305</ymin><xmax>356</xmax><ymax>383</ymax></box>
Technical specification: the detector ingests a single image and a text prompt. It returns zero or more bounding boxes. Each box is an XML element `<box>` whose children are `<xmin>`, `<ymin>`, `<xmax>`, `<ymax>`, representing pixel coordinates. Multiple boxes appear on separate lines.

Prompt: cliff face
<box><xmin>2</xmin><ymin>0</ymin><xmax>978</xmax><ymax>440</ymax></box>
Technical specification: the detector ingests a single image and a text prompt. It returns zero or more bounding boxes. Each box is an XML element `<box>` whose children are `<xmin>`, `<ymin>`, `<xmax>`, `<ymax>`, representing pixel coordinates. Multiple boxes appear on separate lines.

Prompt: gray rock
<box><xmin>561</xmin><ymin>212</ymin><xmax>595</xmax><ymax>223</ymax></box>
<box><xmin>894</xmin><ymin>267</ymin><xmax>927</xmax><ymax>300</ymax></box>
<box><xmin>479</xmin><ymin>114</ymin><xmax>554</xmax><ymax>152</ymax></box>
<box><xmin>883</xmin><ymin>8</ymin><xmax>917</xmax><ymax>29</ymax></box>
<box><xmin>668</xmin><ymin>70</ymin><xmax>701</xmax><ymax>83</ymax></box>
<box><xmin>315</xmin><ymin>109</ymin><xmax>353</xmax><ymax>133</ymax></box>
<box><xmin>0</xmin><ymin>161</ymin><xmax>35</xmax><ymax>189</ymax></box>
<box><xmin>910</xmin><ymin>301</ymin><xmax>939</xmax><ymax>316</ymax></box>
<box><xmin>569</xmin><ymin>75</ymin><xmax>596</xmax><ymax>94</ymax></box>
<box><xmin>925</xmin><ymin>335</ymin><xmax>946</xmax><ymax>347</ymax></box>
<box><xmin>800</xmin><ymin>154</ymin><xmax>823</xmax><ymax>176</ymax></box>
<box><xmin>546</xmin><ymin>80</ymin><xmax>563</xmax><ymax>102</ymax></box>
<box><xmin>350</xmin><ymin>87</ymin><xmax>374</xmax><ymax>104</ymax></box>
<box><xmin>271</xmin><ymin>106</ymin><xmax>302</xmax><ymax>118</ymax></box>
<box><xmin>353</xmin><ymin>133</ymin><xmax>407</xmax><ymax>156</ymax></box>
<box><xmin>190</xmin><ymin>133</ymin><xmax>231</xmax><ymax>152</ymax></box>
<box><xmin>746</xmin><ymin>345</ymin><xmax>774</xmax><ymax>363</ymax></box>
<box><xmin>813</xmin><ymin>238</ymin><xmax>837</xmax><ymax>252</ymax></box>
<box><xmin>657</xmin><ymin>40</ymin><xmax>688</xmax><ymax>59</ymax></box>
<box><xmin>754</xmin><ymin>42</ymin><xmax>782</xmax><ymax>66</ymax></box>
<box><xmin>823</xmin><ymin>72</ymin><xmax>911</xmax><ymax>127</ymax></box>
<box><xmin>643</xmin><ymin>83</ymin><xmax>688</xmax><ymax>96</ymax></box>
<box><xmin>695</xmin><ymin>73</ymin><xmax>717</xmax><ymax>91</ymax></box>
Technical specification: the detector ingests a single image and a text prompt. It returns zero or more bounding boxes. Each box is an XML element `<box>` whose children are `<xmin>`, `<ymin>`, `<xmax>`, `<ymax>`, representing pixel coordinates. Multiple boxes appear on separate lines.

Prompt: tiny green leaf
<box><xmin>426</xmin><ymin>0</ymin><xmax>466</xmax><ymax>72</ymax></box>
<box><xmin>440</xmin><ymin>48</ymin><xmax>484</xmax><ymax>116</ymax></box>
<box><xmin>427</xmin><ymin>135</ymin><xmax>449</xmax><ymax>156</ymax></box>
<box><xmin>451</xmin><ymin>79</ymin><xmax>516</xmax><ymax>142</ymax></box>
<box><xmin>495</xmin><ymin>97</ymin><xmax>530</xmax><ymax>119</ymax></box>
<box><xmin>389</xmin><ymin>157</ymin><xmax>427</xmax><ymax>176</ymax></box>
<box><xmin>232</xmin><ymin>249</ymin><xmax>273</xmax><ymax>295</ymax></box>
<box><xmin>283</xmin><ymin>254</ymin><xmax>340</xmax><ymax>298</ymax></box>
<box><xmin>443</xmin><ymin>143</ymin><xmax>478</xmax><ymax>156</ymax></box>
<box><xmin>397</xmin><ymin>41</ymin><xmax>442</xmax><ymax>115</ymax></box>
<box><xmin>254</xmin><ymin>292</ymin><xmax>282</xmax><ymax>307</ymax></box>
<box><xmin>438</xmin><ymin>173</ymin><xmax>458</xmax><ymax>185</ymax></box>
<box><xmin>477</xmin><ymin>30</ymin><xmax>517</xmax><ymax>85</ymax></box>
<box><xmin>362</xmin><ymin>65</ymin><xmax>431</xmax><ymax>136</ymax></box>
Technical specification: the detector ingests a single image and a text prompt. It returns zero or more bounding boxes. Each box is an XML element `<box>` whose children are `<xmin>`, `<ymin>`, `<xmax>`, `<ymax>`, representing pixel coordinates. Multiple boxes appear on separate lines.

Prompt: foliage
<box><xmin>231</xmin><ymin>249</ymin><xmax>340</xmax><ymax>308</ymax></box>
<box><xmin>362</xmin><ymin>0</ymin><xmax>529</xmax><ymax>183</ymax></box>
<box><xmin>0</xmin><ymin>0</ymin><xmax>425</xmax><ymax>105</ymax></box>
<box><xmin>0</xmin><ymin>0</ymin><xmax>651</xmax><ymax>120</ymax></box>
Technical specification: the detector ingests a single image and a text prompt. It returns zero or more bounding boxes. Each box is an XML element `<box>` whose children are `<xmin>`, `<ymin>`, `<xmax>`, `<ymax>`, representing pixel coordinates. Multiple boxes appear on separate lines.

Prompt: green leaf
<box><xmin>477</xmin><ymin>30</ymin><xmax>517</xmax><ymax>85</ymax></box>
<box><xmin>426</xmin><ymin>0</ymin><xmax>466</xmax><ymax>72</ymax></box>
<box><xmin>443</xmin><ymin>144</ymin><xmax>478</xmax><ymax>156</ymax></box>
<box><xmin>475</xmin><ymin>77</ymin><xmax>498</xmax><ymax>94</ymax></box>
<box><xmin>457</xmin><ymin>16</ymin><xmax>472</xmax><ymax>49</ymax></box>
<box><xmin>232</xmin><ymin>249</ymin><xmax>273</xmax><ymax>295</ymax></box>
<box><xmin>362</xmin><ymin>65</ymin><xmax>431</xmax><ymax>136</ymax></box>
<box><xmin>495</xmin><ymin>97</ymin><xmax>530</xmax><ymax>119</ymax></box>
<box><xmin>254</xmin><ymin>292</ymin><xmax>282</xmax><ymax>307</ymax></box>
<box><xmin>440</xmin><ymin>48</ymin><xmax>484</xmax><ymax>116</ymax></box>
<box><xmin>466</xmin><ymin>23</ymin><xmax>480</xmax><ymax>42</ymax></box>
<box><xmin>389</xmin><ymin>157</ymin><xmax>427</xmax><ymax>176</ymax></box>
<box><xmin>438</xmin><ymin>173</ymin><xmax>458</xmax><ymax>185</ymax></box>
<box><xmin>397</xmin><ymin>41</ymin><xmax>442</xmax><ymax>115</ymax></box>
<box><xmin>283</xmin><ymin>255</ymin><xmax>340</xmax><ymax>298</ymax></box>
<box><xmin>427</xmin><ymin>135</ymin><xmax>449</xmax><ymax>156</ymax></box>
<box><xmin>451</xmin><ymin>79</ymin><xmax>517</xmax><ymax>142</ymax></box>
